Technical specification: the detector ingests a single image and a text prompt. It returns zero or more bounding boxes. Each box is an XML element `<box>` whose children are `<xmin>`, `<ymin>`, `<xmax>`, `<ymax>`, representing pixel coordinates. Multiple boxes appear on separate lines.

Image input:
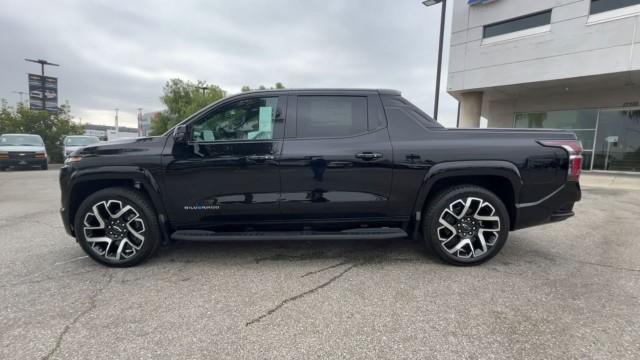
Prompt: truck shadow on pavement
<box><xmin>157</xmin><ymin>238</ymin><xmax>433</xmax><ymax>268</ymax></box>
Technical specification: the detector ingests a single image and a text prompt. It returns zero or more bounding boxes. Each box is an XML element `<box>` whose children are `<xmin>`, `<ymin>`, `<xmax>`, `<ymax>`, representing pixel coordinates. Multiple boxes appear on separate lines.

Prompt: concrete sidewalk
<box><xmin>580</xmin><ymin>172</ymin><xmax>640</xmax><ymax>190</ymax></box>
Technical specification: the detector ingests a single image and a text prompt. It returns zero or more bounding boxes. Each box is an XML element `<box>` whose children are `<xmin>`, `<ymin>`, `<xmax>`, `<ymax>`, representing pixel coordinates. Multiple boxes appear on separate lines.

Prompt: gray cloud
<box><xmin>0</xmin><ymin>0</ymin><xmax>458</xmax><ymax>127</ymax></box>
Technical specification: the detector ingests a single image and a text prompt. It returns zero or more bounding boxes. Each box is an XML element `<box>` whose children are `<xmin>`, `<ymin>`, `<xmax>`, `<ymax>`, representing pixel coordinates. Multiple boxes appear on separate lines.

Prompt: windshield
<box><xmin>65</xmin><ymin>136</ymin><xmax>100</xmax><ymax>146</ymax></box>
<box><xmin>0</xmin><ymin>134</ymin><xmax>44</xmax><ymax>146</ymax></box>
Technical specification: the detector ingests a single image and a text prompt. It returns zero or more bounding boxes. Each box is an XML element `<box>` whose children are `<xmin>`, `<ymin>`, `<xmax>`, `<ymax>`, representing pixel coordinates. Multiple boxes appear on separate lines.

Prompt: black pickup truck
<box><xmin>59</xmin><ymin>89</ymin><xmax>582</xmax><ymax>267</ymax></box>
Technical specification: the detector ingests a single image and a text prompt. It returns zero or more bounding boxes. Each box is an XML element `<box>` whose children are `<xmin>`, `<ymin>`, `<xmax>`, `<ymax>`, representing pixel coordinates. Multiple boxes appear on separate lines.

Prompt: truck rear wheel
<box><xmin>423</xmin><ymin>185</ymin><xmax>509</xmax><ymax>266</ymax></box>
<box><xmin>74</xmin><ymin>187</ymin><xmax>160</xmax><ymax>267</ymax></box>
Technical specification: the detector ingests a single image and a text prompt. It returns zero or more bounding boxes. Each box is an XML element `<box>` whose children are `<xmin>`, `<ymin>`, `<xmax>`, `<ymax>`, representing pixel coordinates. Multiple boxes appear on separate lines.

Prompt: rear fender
<box><xmin>410</xmin><ymin>161</ymin><xmax>523</xmax><ymax>233</ymax></box>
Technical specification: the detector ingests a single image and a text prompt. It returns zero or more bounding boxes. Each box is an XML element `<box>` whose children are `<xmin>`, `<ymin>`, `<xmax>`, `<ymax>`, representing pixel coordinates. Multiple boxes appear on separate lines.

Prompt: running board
<box><xmin>171</xmin><ymin>228</ymin><xmax>408</xmax><ymax>242</ymax></box>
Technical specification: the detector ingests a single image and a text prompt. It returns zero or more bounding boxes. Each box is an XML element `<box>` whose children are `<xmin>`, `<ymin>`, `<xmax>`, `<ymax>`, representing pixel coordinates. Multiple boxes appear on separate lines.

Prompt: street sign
<box><xmin>28</xmin><ymin>73</ymin><xmax>58</xmax><ymax>113</ymax></box>
<box><xmin>605</xmin><ymin>136</ymin><xmax>619</xmax><ymax>143</ymax></box>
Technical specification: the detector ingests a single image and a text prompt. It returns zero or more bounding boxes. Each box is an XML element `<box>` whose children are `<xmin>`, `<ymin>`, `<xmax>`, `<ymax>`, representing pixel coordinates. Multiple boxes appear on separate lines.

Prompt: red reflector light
<box><xmin>537</xmin><ymin>139</ymin><xmax>583</xmax><ymax>182</ymax></box>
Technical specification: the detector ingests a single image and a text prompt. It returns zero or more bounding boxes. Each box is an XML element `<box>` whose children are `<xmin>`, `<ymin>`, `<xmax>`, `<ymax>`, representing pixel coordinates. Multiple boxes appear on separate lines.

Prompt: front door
<box><xmin>162</xmin><ymin>95</ymin><xmax>286</xmax><ymax>228</ymax></box>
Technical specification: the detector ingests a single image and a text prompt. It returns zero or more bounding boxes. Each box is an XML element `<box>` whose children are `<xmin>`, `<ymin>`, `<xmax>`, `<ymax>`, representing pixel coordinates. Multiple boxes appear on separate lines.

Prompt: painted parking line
<box><xmin>54</xmin><ymin>255</ymin><xmax>89</xmax><ymax>266</ymax></box>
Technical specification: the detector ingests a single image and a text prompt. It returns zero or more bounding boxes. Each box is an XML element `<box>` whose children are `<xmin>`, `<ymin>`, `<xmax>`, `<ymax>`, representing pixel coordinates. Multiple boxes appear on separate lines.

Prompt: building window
<box><xmin>590</xmin><ymin>0</ymin><xmax>640</xmax><ymax>15</ymax></box>
<box><xmin>483</xmin><ymin>10</ymin><xmax>552</xmax><ymax>41</ymax></box>
<box><xmin>515</xmin><ymin>109</ymin><xmax>640</xmax><ymax>172</ymax></box>
<box><xmin>515</xmin><ymin>110</ymin><xmax>597</xmax><ymax>170</ymax></box>
<box><xmin>591</xmin><ymin>109</ymin><xmax>640</xmax><ymax>172</ymax></box>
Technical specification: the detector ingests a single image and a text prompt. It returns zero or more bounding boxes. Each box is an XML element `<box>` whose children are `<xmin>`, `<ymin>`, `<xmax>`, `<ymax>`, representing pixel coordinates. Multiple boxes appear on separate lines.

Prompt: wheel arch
<box><xmin>411</xmin><ymin>161</ymin><xmax>522</xmax><ymax>233</ymax></box>
<box><xmin>66</xmin><ymin>167</ymin><xmax>169</xmax><ymax>239</ymax></box>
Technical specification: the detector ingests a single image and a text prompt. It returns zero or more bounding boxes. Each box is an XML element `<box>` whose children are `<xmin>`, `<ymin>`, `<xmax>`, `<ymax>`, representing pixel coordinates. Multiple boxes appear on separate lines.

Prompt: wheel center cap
<box><xmin>107</xmin><ymin>220</ymin><xmax>126</xmax><ymax>240</ymax></box>
<box><xmin>457</xmin><ymin>217</ymin><xmax>478</xmax><ymax>238</ymax></box>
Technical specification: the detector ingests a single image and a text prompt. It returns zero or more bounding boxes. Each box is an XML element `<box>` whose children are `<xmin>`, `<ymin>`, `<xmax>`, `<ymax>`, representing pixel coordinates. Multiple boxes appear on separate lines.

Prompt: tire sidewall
<box><xmin>74</xmin><ymin>187</ymin><xmax>159</xmax><ymax>267</ymax></box>
<box><xmin>424</xmin><ymin>186</ymin><xmax>510</xmax><ymax>266</ymax></box>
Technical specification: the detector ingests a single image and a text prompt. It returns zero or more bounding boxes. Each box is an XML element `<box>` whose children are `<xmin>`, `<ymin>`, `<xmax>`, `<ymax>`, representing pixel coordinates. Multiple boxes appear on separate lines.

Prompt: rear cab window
<box><xmin>296</xmin><ymin>96</ymin><xmax>368</xmax><ymax>138</ymax></box>
<box><xmin>380</xmin><ymin>95</ymin><xmax>443</xmax><ymax>130</ymax></box>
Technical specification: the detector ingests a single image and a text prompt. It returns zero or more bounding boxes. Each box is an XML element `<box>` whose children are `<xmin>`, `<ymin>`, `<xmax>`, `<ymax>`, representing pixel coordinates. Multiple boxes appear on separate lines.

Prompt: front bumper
<box><xmin>1</xmin><ymin>158</ymin><xmax>47</xmax><ymax>169</ymax></box>
<box><xmin>59</xmin><ymin>165</ymin><xmax>76</xmax><ymax>237</ymax></box>
<box><xmin>513</xmin><ymin>181</ymin><xmax>581</xmax><ymax>230</ymax></box>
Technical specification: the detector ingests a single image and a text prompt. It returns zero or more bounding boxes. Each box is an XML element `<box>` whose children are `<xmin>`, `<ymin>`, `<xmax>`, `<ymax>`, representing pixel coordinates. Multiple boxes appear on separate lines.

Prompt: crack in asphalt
<box><xmin>3</xmin><ymin>268</ymin><xmax>103</xmax><ymax>290</ymax></box>
<box><xmin>41</xmin><ymin>271</ymin><xmax>114</xmax><ymax>360</ymax></box>
<box><xmin>300</xmin><ymin>261</ymin><xmax>349</xmax><ymax>278</ymax></box>
<box><xmin>245</xmin><ymin>264</ymin><xmax>358</xmax><ymax>327</ymax></box>
<box><xmin>562</xmin><ymin>256</ymin><xmax>640</xmax><ymax>273</ymax></box>
<box><xmin>254</xmin><ymin>251</ymin><xmax>330</xmax><ymax>264</ymax></box>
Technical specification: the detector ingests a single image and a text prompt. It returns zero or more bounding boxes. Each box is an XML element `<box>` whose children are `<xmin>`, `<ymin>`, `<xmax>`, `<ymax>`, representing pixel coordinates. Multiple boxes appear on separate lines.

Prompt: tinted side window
<box><xmin>591</xmin><ymin>0</ymin><xmax>640</xmax><ymax>14</ymax></box>
<box><xmin>191</xmin><ymin>97</ymin><xmax>278</xmax><ymax>142</ymax></box>
<box><xmin>297</xmin><ymin>96</ymin><xmax>367</xmax><ymax>138</ymax></box>
<box><xmin>483</xmin><ymin>10</ymin><xmax>551</xmax><ymax>39</ymax></box>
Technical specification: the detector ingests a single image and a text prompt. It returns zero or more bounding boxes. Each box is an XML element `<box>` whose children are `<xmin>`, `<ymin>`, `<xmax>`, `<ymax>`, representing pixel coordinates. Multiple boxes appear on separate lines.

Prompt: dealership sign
<box><xmin>28</xmin><ymin>73</ymin><xmax>58</xmax><ymax>113</ymax></box>
<box><xmin>468</xmin><ymin>0</ymin><xmax>497</xmax><ymax>5</ymax></box>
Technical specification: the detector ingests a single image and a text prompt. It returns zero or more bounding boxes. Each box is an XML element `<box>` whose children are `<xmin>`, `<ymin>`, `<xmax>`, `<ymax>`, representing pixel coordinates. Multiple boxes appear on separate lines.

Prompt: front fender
<box><xmin>61</xmin><ymin>165</ymin><xmax>167</xmax><ymax>236</ymax></box>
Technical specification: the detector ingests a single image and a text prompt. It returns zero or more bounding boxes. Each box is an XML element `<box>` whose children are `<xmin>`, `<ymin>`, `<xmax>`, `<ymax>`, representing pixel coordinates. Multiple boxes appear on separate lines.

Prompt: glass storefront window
<box><xmin>515</xmin><ymin>110</ymin><xmax>598</xmax><ymax>170</ymax></box>
<box><xmin>515</xmin><ymin>108</ymin><xmax>640</xmax><ymax>172</ymax></box>
<box><xmin>514</xmin><ymin>110</ymin><xmax>598</xmax><ymax>129</ymax></box>
<box><xmin>592</xmin><ymin>109</ymin><xmax>640</xmax><ymax>172</ymax></box>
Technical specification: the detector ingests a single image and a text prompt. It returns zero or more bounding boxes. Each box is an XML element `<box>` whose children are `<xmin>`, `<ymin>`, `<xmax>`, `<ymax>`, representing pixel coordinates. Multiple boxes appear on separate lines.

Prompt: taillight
<box><xmin>537</xmin><ymin>140</ymin><xmax>583</xmax><ymax>182</ymax></box>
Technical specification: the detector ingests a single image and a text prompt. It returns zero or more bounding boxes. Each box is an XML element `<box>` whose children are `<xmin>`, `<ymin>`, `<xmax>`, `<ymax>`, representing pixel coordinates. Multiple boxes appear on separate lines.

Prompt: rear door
<box><xmin>278</xmin><ymin>92</ymin><xmax>393</xmax><ymax>223</ymax></box>
<box><xmin>162</xmin><ymin>94</ymin><xmax>286</xmax><ymax>228</ymax></box>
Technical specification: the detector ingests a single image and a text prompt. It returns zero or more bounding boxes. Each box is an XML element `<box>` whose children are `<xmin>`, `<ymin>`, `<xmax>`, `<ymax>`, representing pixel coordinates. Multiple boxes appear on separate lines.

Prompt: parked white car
<box><xmin>63</xmin><ymin>135</ymin><xmax>100</xmax><ymax>159</ymax></box>
<box><xmin>0</xmin><ymin>134</ymin><xmax>48</xmax><ymax>170</ymax></box>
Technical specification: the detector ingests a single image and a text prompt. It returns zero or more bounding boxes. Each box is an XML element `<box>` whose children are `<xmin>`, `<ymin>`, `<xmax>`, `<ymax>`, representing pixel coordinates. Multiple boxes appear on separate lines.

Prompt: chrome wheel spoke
<box><xmin>437</xmin><ymin>196</ymin><xmax>501</xmax><ymax>260</ymax></box>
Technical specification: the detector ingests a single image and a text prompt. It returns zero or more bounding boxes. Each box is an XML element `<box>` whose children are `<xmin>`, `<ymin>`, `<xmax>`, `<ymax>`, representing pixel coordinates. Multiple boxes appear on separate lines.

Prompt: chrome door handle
<box><xmin>355</xmin><ymin>152</ymin><xmax>383</xmax><ymax>160</ymax></box>
<box><xmin>247</xmin><ymin>154</ymin><xmax>275</xmax><ymax>161</ymax></box>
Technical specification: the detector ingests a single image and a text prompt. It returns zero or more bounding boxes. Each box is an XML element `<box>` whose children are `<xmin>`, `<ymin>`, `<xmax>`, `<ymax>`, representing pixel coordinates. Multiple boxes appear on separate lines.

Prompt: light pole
<box><xmin>12</xmin><ymin>91</ymin><xmax>28</xmax><ymax>105</ymax></box>
<box><xmin>25</xmin><ymin>58</ymin><xmax>59</xmax><ymax>111</ymax></box>
<box><xmin>114</xmin><ymin>108</ymin><xmax>119</xmax><ymax>135</ymax></box>
<box><xmin>422</xmin><ymin>0</ymin><xmax>446</xmax><ymax>121</ymax></box>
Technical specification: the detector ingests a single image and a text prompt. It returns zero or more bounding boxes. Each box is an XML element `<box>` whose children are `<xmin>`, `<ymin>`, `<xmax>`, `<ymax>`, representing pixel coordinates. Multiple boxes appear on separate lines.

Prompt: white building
<box><xmin>448</xmin><ymin>0</ymin><xmax>640</xmax><ymax>172</ymax></box>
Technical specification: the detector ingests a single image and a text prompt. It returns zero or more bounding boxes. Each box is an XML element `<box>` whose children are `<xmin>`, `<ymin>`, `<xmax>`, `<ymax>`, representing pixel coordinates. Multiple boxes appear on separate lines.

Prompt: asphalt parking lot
<box><xmin>1</xmin><ymin>168</ymin><xmax>639</xmax><ymax>359</ymax></box>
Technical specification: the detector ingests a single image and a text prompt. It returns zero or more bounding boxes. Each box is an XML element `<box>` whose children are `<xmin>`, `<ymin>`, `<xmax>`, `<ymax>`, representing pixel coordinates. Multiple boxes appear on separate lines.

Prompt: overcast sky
<box><xmin>0</xmin><ymin>0</ymin><xmax>458</xmax><ymax>128</ymax></box>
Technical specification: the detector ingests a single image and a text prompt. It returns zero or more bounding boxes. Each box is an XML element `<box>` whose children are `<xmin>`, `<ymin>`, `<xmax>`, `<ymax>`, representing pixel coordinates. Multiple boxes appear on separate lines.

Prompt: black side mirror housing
<box><xmin>173</xmin><ymin>125</ymin><xmax>188</xmax><ymax>143</ymax></box>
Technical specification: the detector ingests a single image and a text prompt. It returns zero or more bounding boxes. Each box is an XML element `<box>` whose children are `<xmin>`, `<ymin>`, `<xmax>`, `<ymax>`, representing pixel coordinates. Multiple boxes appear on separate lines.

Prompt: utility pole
<box><xmin>114</xmin><ymin>108</ymin><xmax>119</xmax><ymax>135</ymax></box>
<box><xmin>196</xmin><ymin>86</ymin><xmax>208</xmax><ymax>95</ymax></box>
<box><xmin>137</xmin><ymin>108</ymin><xmax>143</xmax><ymax>136</ymax></box>
<box><xmin>25</xmin><ymin>58</ymin><xmax>59</xmax><ymax>111</ymax></box>
<box><xmin>12</xmin><ymin>91</ymin><xmax>28</xmax><ymax>104</ymax></box>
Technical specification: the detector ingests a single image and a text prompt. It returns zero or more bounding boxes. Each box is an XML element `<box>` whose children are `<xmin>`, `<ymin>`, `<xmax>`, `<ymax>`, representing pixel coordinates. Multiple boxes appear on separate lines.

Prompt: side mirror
<box><xmin>173</xmin><ymin>124</ymin><xmax>188</xmax><ymax>143</ymax></box>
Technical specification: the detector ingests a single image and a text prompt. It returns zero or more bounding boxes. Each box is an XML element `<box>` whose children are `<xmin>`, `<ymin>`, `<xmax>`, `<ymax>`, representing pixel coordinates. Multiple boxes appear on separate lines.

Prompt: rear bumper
<box><xmin>512</xmin><ymin>181</ymin><xmax>581</xmax><ymax>230</ymax></box>
<box><xmin>1</xmin><ymin>158</ymin><xmax>47</xmax><ymax>169</ymax></box>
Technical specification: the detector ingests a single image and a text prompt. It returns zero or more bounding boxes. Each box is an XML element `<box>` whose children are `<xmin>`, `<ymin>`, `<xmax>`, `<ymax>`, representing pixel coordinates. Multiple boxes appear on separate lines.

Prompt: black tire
<box><xmin>74</xmin><ymin>187</ymin><xmax>161</xmax><ymax>267</ymax></box>
<box><xmin>423</xmin><ymin>185</ymin><xmax>510</xmax><ymax>266</ymax></box>
<box><xmin>41</xmin><ymin>163</ymin><xmax>48</xmax><ymax>170</ymax></box>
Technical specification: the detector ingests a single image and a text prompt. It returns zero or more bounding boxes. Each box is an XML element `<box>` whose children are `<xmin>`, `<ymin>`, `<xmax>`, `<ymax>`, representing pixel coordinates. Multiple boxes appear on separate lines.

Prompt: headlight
<box><xmin>64</xmin><ymin>156</ymin><xmax>82</xmax><ymax>164</ymax></box>
<box><xmin>35</xmin><ymin>151</ymin><xmax>47</xmax><ymax>159</ymax></box>
<box><xmin>0</xmin><ymin>151</ymin><xmax>8</xmax><ymax>160</ymax></box>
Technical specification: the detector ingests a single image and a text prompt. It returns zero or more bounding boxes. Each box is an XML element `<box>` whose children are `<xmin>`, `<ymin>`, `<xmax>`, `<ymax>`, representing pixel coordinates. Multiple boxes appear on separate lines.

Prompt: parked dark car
<box><xmin>59</xmin><ymin>89</ymin><xmax>582</xmax><ymax>267</ymax></box>
<box><xmin>0</xmin><ymin>133</ymin><xmax>48</xmax><ymax>170</ymax></box>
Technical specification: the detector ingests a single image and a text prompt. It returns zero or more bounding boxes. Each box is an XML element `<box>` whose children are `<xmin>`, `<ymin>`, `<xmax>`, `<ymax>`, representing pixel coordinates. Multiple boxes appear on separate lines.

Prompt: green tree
<box><xmin>240</xmin><ymin>83</ymin><xmax>286</xmax><ymax>92</ymax></box>
<box><xmin>150</xmin><ymin>80</ymin><xmax>286</xmax><ymax>135</ymax></box>
<box><xmin>0</xmin><ymin>101</ymin><xmax>83</xmax><ymax>163</ymax></box>
<box><xmin>149</xmin><ymin>79</ymin><xmax>226</xmax><ymax>135</ymax></box>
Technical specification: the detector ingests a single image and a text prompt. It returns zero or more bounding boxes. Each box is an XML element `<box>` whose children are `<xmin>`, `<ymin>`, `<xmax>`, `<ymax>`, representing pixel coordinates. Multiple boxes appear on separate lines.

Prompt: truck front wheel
<box><xmin>74</xmin><ymin>187</ymin><xmax>161</xmax><ymax>267</ymax></box>
<box><xmin>423</xmin><ymin>185</ymin><xmax>510</xmax><ymax>266</ymax></box>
